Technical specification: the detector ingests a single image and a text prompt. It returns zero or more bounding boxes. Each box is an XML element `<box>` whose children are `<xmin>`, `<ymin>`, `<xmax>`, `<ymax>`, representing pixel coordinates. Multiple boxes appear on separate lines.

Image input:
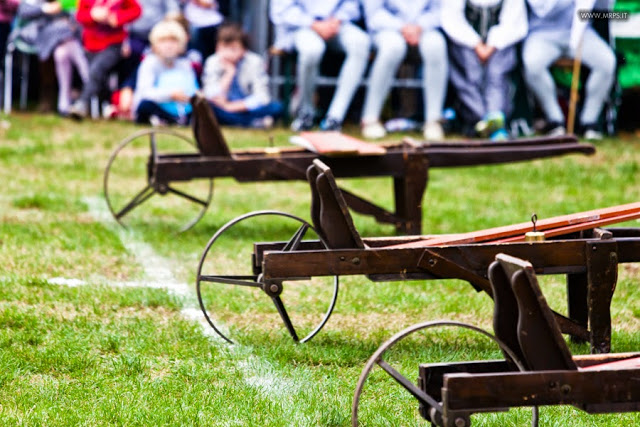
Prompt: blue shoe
<box><xmin>490</xmin><ymin>128</ymin><xmax>510</xmax><ymax>141</ymax></box>
<box><xmin>319</xmin><ymin>117</ymin><xmax>342</xmax><ymax>131</ymax></box>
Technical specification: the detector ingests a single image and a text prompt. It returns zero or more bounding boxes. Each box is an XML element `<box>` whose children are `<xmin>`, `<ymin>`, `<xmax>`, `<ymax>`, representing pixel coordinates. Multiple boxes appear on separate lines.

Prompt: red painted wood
<box><xmin>390</xmin><ymin>202</ymin><xmax>640</xmax><ymax>249</ymax></box>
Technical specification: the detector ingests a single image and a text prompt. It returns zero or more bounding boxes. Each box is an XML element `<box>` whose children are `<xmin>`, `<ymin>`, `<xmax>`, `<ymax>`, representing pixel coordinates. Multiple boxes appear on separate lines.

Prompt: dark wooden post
<box><xmin>393</xmin><ymin>152</ymin><xmax>428</xmax><ymax>235</ymax></box>
<box><xmin>586</xmin><ymin>240</ymin><xmax>619</xmax><ymax>354</ymax></box>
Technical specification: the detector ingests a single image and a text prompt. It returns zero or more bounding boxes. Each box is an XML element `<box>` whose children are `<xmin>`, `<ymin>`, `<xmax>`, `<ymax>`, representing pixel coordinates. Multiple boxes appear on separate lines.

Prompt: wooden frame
<box><xmin>414</xmin><ymin>254</ymin><xmax>640</xmax><ymax>426</ymax></box>
<box><xmin>199</xmin><ymin>159</ymin><xmax>640</xmax><ymax>351</ymax></box>
<box><xmin>105</xmin><ymin>95</ymin><xmax>595</xmax><ymax>233</ymax></box>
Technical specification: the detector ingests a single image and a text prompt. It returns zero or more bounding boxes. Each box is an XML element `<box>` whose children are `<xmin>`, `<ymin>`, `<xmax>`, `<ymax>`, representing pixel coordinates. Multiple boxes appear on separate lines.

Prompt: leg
<box><xmin>293</xmin><ymin>28</ymin><xmax>326</xmax><ymax>116</ymax></box>
<box><xmin>68</xmin><ymin>39</ymin><xmax>90</xmax><ymax>84</ymax></box>
<box><xmin>53</xmin><ymin>42</ymin><xmax>74</xmax><ymax>113</ymax></box>
<box><xmin>361</xmin><ymin>30</ymin><xmax>407</xmax><ymax>123</ymax></box>
<box><xmin>325</xmin><ymin>22</ymin><xmax>371</xmax><ymax>122</ymax></box>
<box><xmin>522</xmin><ymin>33</ymin><xmax>565</xmax><ymax>124</ymax></box>
<box><xmin>209</xmin><ymin>102</ymin><xmax>254</xmax><ymax>127</ymax></box>
<box><xmin>78</xmin><ymin>44</ymin><xmax>122</xmax><ymax>103</ymax></box>
<box><xmin>448</xmin><ymin>41</ymin><xmax>487</xmax><ymax>125</ymax></box>
<box><xmin>0</xmin><ymin>22</ymin><xmax>11</xmax><ymax>68</ymax></box>
<box><xmin>135</xmin><ymin>100</ymin><xmax>180</xmax><ymax>124</ymax></box>
<box><xmin>484</xmin><ymin>46</ymin><xmax>517</xmax><ymax>117</ymax></box>
<box><xmin>249</xmin><ymin>102</ymin><xmax>283</xmax><ymax>120</ymax></box>
<box><xmin>577</xmin><ymin>27</ymin><xmax>616</xmax><ymax>126</ymax></box>
<box><xmin>419</xmin><ymin>30</ymin><xmax>448</xmax><ymax>123</ymax></box>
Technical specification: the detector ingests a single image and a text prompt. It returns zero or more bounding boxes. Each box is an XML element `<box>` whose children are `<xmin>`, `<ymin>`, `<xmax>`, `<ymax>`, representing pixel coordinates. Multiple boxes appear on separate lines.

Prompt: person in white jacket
<box><xmin>442</xmin><ymin>0</ymin><xmax>527</xmax><ymax>140</ymax></box>
<box><xmin>270</xmin><ymin>0</ymin><xmax>370</xmax><ymax>132</ymax></box>
<box><xmin>360</xmin><ymin>0</ymin><xmax>448</xmax><ymax>140</ymax></box>
<box><xmin>522</xmin><ymin>0</ymin><xmax>616</xmax><ymax>140</ymax></box>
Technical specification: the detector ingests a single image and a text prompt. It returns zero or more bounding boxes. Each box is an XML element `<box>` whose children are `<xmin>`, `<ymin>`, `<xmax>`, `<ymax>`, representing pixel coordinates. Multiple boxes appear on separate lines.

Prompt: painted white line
<box><xmin>83</xmin><ymin>196</ymin><xmax>310</xmax><ymax>420</ymax></box>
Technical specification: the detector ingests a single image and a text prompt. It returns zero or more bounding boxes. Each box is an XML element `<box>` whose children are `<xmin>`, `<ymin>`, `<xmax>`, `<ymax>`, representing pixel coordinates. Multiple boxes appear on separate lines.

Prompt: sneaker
<box><xmin>490</xmin><ymin>128</ymin><xmax>510</xmax><ymax>141</ymax></box>
<box><xmin>582</xmin><ymin>123</ymin><xmax>603</xmax><ymax>141</ymax></box>
<box><xmin>102</xmin><ymin>103</ymin><xmax>117</xmax><ymax>120</ymax></box>
<box><xmin>423</xmin><ymin>121</ymin><xmax>444</xmax><ymax>141</ymax></box>
<box><xmin>475</xmin><ymin>111</ymin><xmax>505</xmax><ymax>137</ymax></box>
<box><xmin>542</xmin><ymin>121</ymin><xmax>566</xmax><ymax>137</ymax></box>
<box><xmin>251</xmin><ymin>115</ymin><xmax>274</xmax><ymax>129</ymax></box>
<box><xmin>149</xmin><ymin>115</ymin><xmax>167</xmax><ymax>127</ymax></box>
<box><xmin>69</xmin><ymin>100</ymin><xmax>87</xmax><ymax>121</ymax></box>
<box><xmin>319</xmin><ymin>117</ymin><xmax>342</xmax><ymax>131</ymax></box>
<box><xmin>361</xmin><ymin>121</ymin><xmax>386</xmax><ymax>139</ymax></box>
<box><xmin>291</xmin><ymin>112</ymin><xmax>314</xmax><ymax>132</ymax></box>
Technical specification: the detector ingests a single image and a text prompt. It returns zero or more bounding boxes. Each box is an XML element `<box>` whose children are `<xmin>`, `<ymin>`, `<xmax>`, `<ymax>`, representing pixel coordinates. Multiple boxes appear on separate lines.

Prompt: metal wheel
<box><xmin>352</xmin><ymin>321</ymin><xmax>536</xmax><ymax>426</ymax></box>
<box><xmin>104</xmin><ymin>128</ymin><xmax>213</xmax><ymax>232</ymax></box>
<box><xmin>196</xmin><ymin>210</ymin><xmax>339</xmax><ymax>344</ymax></box>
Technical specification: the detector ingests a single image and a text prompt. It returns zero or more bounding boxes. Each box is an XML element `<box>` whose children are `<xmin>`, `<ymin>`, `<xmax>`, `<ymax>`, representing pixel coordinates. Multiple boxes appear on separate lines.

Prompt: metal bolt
<box><xmin>339</xmin><ymin>256</ymin><xmax>346</xmax><ymax>261</ymax></box>
<box><xmin>270</xmin><ymin>284</ymin><xmax>279</xmax><ymax>293</ymax></box>
<box><xmin>428</xmin><ymin>258</ymin><xmax>436</xmax><ymax>266</ymax></box>
<box><xmin>592</xmin><ymin>245</ymin><xmax>597</xmax><ymax>251</ymax></box>
<box><xmin>351</xmin><ymin>257</ymin><xmax>360</xmax><ymax>265</ymax></box>
<box><xmin>455</xmin><ymin>417</ymin><xmax>467</xmax><ymax>427</ymax></box>
<box><xmin>561</xmin><ymin>384</ymin><xmax>571</xmax><ymax>395</ymax></box>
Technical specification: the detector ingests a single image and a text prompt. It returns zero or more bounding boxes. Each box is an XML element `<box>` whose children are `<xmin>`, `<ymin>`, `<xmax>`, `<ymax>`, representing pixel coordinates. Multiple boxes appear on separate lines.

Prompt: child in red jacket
<box><xmin>70</xmin><ymin>0</ymin><xmax>141</xmax><ymax>120</ymax></box>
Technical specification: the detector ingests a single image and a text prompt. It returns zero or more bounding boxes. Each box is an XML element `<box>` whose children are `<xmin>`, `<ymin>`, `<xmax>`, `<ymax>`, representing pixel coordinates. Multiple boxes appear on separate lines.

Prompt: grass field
<box><xmin>1</xmin><ymin>112</ymin><xmax>640</xmax><ymax>426</ymax></box>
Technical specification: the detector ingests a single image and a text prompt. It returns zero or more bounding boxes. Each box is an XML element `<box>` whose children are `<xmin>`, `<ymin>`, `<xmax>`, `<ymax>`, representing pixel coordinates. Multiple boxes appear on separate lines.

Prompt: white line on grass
<box><xmin>80</xmin><ymin>196</ymin><xmax>309</xmax><ymax>421</ymax></box>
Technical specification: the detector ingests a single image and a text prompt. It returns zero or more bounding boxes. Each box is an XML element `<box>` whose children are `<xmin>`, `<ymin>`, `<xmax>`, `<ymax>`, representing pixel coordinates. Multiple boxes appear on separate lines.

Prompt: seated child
<box><xmin>106</xmin><ymin>12</ymin><xmax>202</xmax><ymax>120</ymax></box>
<box><xmin>202</xmin><ymin>22</ymin><xmax>282</xmax><ymax>128</ymax></box>
<box><xmin>132</xmin><ymin>20</ymin><xmax>199</xmax><ymax>125</ymax></box>
<box><xmin>442</xmin><ymin>0</ymin><xmax>528</xmax><ymax>140</ymax></box>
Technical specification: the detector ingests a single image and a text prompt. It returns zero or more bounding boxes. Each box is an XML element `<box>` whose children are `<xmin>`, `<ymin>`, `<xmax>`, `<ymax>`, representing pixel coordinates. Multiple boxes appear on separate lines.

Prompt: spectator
<box><xmin>0</xmin><ymin>0</ymin><xmax>19</xmax><ymax>67</ymax></box>
<box><xmin>128</xmin><ymin>0</ymin><xmax>180</xmax><ymax>58</ymax></box>
<box><xmin>522</xmin><ymin>0</ymin><xmax>616</xmax><ymax>140</ymax></box>
<box><xmin>182</xmin><ymin>0</ymin><xmax>226</xmax><ymax>61</ymax></box>
<box><xmin>69</xmin><ymin>0</ymin><xmax>141</xmax><ymax>120</ymax></box>
<box><xmin>12</xmin><ymin>0</ymin><xmax>89</xmax><ymax>116</ymax></box>
<box><xmin>442</xmin><ymin>0</ymin><xmax>527</xmax><ymax>140</ymax></box>
<box><xmin>107</xmin><ymin>10</ymin><xmax>195</xmax><ymax>120</ymax></box>
<box><xmin>118</xmin><ymin>0</ymin><xmax>181</xmax><ymax>99</ymax></box>
<box><xmin>132</xmin><ymin>20</ymin><xmax>198</xmax><ymax>125</ymax></box>
<box><xmin>270</xmin><ymin>0</ymin><xmax>370</xmax><ymax>132</ymax></box>
<box><xmin>202</xmin><ymin>22</ymin><xmax>282</xmax><ymax>128</ymax></box>
<box><xmin>361</xmin><ymin>0</ymin><xmax>449</xmax><ymax>140</ymax></box>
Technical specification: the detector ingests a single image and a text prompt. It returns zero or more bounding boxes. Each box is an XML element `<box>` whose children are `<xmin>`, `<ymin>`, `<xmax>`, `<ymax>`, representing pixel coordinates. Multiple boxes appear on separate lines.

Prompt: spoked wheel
<box><xmin>196</xmin><ymin>210</ymin><xmax>339</xmax><ymax>344</ymax></box>
<box><xmin>352</xmin><ymin>321</ymin><xmax>534</xmax><ymax>426</ymax></box>
<box><xmin>104</xmin><ymin>128</ymin><xmax>213</xmax><ymax>232</ymax></box>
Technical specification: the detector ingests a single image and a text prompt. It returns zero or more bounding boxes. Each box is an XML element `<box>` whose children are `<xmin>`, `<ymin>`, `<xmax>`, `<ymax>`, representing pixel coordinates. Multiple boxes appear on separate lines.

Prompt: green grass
<box><xmin>1</xmin><ymin>112</ymin><xmax>640</xmax><ymax>425</ymax></box>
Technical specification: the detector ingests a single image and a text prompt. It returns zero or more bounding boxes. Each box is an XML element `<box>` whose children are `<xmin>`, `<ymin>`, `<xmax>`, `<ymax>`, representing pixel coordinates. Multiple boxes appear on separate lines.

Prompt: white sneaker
<box><xmin>583</xmin><ymin>129</ymin><xmax>603</xmax><ymax>141</ymax></box>
<box><xmin>149</xmin><ymin>115</ymin><xmax>167</xmax><ymax>127</ymax></box>
<box><xmin>423</xmin><ymin>121</ymin><xmax>444</xmax><ymax>141</ymax></box>
<box><xmin>361</xmin><ymin>121</ymin><xmax>386</xmax><ymax>139</ymax></box>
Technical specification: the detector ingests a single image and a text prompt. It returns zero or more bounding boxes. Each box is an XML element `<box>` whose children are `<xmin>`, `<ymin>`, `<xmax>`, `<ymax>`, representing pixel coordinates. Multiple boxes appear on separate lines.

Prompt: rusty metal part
<box><xmin>103</xmin><ymin>128</ymin><xmax>213</xmax><ymax>232</ymax></box>
<box><xmin>195</xmin><ymin>210</ymin><xmax>339</xmax><ymax>344</ymax></box>
<box><xmin>351</xmin><ymin>320</ymin><xmax>532</xmax><ymax>427</ymax></box>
